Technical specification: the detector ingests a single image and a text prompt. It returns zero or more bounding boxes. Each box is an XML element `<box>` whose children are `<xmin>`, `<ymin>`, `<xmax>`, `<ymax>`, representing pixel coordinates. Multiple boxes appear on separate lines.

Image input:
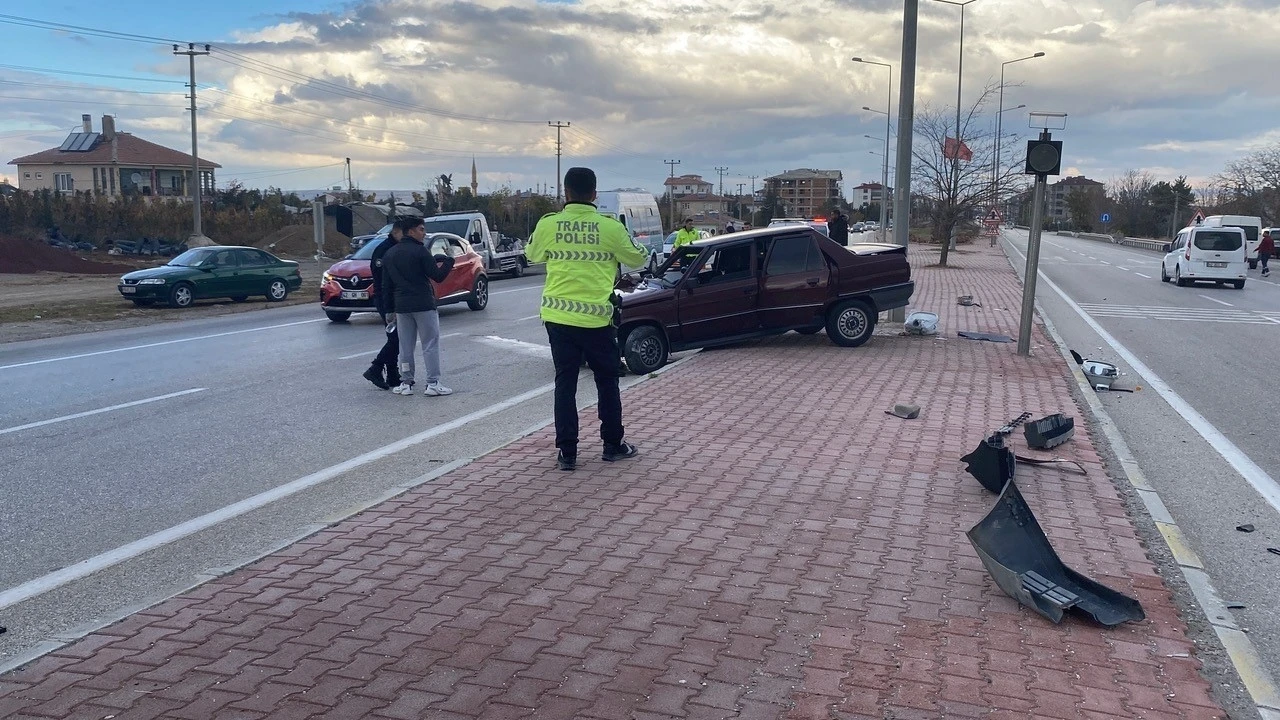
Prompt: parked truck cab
<box><xmin>421</xmin><ymin>211</ymin><xmax>530</xmax><ymax>278</ymax></box>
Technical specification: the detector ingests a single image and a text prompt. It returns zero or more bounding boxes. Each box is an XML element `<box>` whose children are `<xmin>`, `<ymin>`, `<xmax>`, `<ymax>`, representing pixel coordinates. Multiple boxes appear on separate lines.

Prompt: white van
<box><xmin>1199</xmin><ymin>215</ymin><xmax>1263</xmax><ymax>268</ymax></box>
<box><xmin>1160</xmin><ymin>225</ymin><xmax>1247</xmax><ymax>288</ymax></box>
<box><xmin>595</xmin><ymin>190</ymin><xmax>664</xmax><ymax>270</ymax></box>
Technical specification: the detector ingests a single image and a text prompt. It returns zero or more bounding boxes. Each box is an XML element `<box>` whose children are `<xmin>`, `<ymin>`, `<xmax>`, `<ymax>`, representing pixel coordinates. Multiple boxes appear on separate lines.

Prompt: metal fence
<box><xmin>1053</xmin><ymin>230</ymin><xmax>1165</xmax><ymax>253</ymax></box>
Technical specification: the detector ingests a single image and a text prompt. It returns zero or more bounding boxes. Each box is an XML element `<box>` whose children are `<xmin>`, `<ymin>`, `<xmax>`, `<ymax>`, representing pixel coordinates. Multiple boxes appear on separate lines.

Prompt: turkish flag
<box><xmin>943</xmin><ymin>137</ymin><xmax>974</xmax><ymax>162</ymax></box>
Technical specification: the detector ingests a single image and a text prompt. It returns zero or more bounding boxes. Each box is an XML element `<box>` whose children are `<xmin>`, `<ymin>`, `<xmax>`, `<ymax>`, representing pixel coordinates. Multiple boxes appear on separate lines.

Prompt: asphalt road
<box><xmin>1000</xmin><ymin>228</ymin><xmax>1280</xmax><ymax>674</ymax></box>
<box><xmin>0</xmin><ymin>270</ymin><xmax>667</xmax><ymax>668</ymax></box>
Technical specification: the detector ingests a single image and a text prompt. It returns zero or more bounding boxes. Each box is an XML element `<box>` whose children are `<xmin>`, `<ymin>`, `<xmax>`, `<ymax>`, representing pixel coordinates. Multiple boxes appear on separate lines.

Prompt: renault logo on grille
<box><xmin>350</xmin><ymin>275</ymin><xmax>360</xmax><ymax>284</ymax></box>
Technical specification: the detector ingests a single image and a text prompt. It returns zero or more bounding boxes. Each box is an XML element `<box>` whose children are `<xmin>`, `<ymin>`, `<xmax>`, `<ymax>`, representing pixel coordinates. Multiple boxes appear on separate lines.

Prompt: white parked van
<box><xmin>1199</xmin><ymin>215</ymin><xmax>1263</xmax><ymax>268</ymax></box>
<box><xmin>595</xmin><ymin>190</ymin><xmax>664</xmax><ymax>270</ymax></box>
<box><xmin>1160</xmin><ymin>225</ymin><xmax>1247</xmax><ymax>288</ymax></box>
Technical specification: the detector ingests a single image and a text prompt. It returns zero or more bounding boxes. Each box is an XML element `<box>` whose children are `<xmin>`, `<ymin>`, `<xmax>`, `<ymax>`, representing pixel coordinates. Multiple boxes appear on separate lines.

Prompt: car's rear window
<box><xmin>1194</xmin><ymin>230</ymin><xmax>1243</xmax><ymax>251</ymax></box>
<box><xmin>1223</xmin><ymin>224</ymin><xmax>1258</xmax><ymax>243</ymax></box>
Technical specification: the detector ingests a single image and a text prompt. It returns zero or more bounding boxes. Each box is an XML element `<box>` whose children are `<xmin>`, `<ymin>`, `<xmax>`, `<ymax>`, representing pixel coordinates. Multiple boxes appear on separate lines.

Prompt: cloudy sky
<box><xmin>1</xmin><ymin>0</ymin><xmax>1276</xmax><ymax>201</ymax></box>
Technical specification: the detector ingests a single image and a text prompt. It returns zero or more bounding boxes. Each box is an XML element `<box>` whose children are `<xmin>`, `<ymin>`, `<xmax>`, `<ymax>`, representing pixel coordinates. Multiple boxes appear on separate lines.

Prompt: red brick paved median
<box><xmin>0</xmin><ymin>243</ymin><xmax>1224</xmax><ymax>719</ymax></box>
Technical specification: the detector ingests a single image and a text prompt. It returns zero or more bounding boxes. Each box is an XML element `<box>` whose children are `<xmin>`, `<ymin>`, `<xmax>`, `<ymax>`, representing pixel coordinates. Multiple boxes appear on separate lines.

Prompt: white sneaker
<box><xmin>391</xmin><ymin>383</ymin><xmax>414</xmax><ymax>395</ymax></box>
<box><xmin>423</xmin><ymin>382</ymin><xmax>453</xmax><ymax>396</ymax></box>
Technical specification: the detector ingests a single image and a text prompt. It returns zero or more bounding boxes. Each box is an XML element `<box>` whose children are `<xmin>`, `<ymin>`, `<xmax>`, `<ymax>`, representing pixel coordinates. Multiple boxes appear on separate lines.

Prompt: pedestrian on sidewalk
<box><xmin>1259</xmin><ymin>229</ymin><xmax>1274</xmax><ymax>276</ymax></box>
<box><xmin>362</xmin><ymin>221</ymin><xmax>404</xmax><ymax>390</ymax></box>
<box><xmin>527</xmin><ymin>167</ymin><xmax>649</xmax><ymax>471</ymax></box>
<box><xmin>382</xmin><ymin>217</ymin><xmax>455</xmax><ymax>397</ymax></box>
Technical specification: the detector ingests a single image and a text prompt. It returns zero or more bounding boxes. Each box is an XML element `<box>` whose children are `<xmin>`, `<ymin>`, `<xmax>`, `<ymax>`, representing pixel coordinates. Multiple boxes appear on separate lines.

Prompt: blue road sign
<box><xmin>1100</xmin><ymin>212</ymin><xmax>1111</xmax><ymax>223</ymax></box>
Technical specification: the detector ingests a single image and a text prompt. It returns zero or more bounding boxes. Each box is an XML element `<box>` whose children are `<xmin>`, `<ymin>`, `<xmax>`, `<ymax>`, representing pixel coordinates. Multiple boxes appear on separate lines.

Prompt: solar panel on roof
<box><xmin>59</xmin><ymin>133</ymin><xmax>82</xmax><ymax>151</ymax></box>
<box><xmin>71</xmin><ymin>133</ymin><xmax>99</xmax><ymax>151</ymax></box>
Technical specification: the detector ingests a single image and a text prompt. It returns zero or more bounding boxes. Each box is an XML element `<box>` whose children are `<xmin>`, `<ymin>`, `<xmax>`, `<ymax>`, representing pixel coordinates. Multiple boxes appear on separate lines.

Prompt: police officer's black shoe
<box><xmin>363</xmin><ymin>363</ymin><xmax>390</xmax><ymax>390</ymax></box>
<box><xmin>602</xmin><ymin>441</ymin><xmax>639</xmax><ymax>462</ymax></box>
<box><xmin>557</xmin><ymin>451</ymin><xmax>577</xmax><ymax>472</ymax></box>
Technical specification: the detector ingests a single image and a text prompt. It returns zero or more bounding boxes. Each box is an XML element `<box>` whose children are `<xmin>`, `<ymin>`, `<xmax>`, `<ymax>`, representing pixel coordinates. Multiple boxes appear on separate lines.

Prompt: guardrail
<box><xmin>1050</xmin><ymin>230</ymin><xmax>1166</xmax><ymax>253</ymax></box>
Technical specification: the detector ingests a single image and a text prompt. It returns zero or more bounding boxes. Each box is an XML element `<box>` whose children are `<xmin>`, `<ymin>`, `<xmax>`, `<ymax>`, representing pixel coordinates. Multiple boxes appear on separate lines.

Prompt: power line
<box><xmin>0</xmin><ymin>63</ymin><xmax>184</xmax><ymax>84</ymax></box>
<box><xmin>0</xmin><ymin>79</ymin><xmax>178</xmax><ymax>96</ymax></box>
<box><xmin>565</xmin><ymin>126</ymin><xmax>648</xmax><ymax>160</ymax></box>
<box><xmin>0</xmin><ymin>13</ymin><xmax>186</xmax><ymax>45</ymax></box>
<box><xmin>0</xmin><ymin>94</ymin><xmax>183</xmax><ymax>108</ymax></box>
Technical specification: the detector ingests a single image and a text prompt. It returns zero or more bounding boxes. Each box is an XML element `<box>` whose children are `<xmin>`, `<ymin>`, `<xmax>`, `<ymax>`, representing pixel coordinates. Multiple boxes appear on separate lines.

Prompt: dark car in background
<box><xmin>615</xmin><ymin>226</ymin><xmax>913</xmax><ymax>374</ymax></box>
<box><xmin>118</xmin><ymin>246</ymin><xmax>302</xmax><ymax>308</ymax></box>
<box><xmin>319</xmin><ymin>232</ymin><xmax>490</xmax><ymax>322</ymax></box>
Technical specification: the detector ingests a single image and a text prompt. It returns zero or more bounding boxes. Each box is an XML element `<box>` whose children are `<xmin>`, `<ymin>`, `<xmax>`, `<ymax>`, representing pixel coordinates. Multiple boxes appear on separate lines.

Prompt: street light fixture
<box><xmin>932</xmin><ymin>0</ymin><xmax>978</xmax><ymax>250</ymax></box>
<box><xmin>993</xmin><ymin>52</ymin><xmax>1045</xmax><ymax>215</ymax></box>
<box><xmin>852</xmin><ymin>56</ymin><xmax>893</xmax><ymax>235</ymax></box>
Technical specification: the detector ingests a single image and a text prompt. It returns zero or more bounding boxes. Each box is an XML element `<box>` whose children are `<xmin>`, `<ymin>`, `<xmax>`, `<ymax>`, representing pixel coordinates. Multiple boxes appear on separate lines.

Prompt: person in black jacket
<box><xmin>829</xmin><ymin>212</ymin><xmax>850</xmax><ymax>246</ymax></box>
<box><xmin>382</xmin><ymin>217</ymin><xmax>455</xmax><ymax>396</ymax></box>
<box><xmin>362</xmin><ymin>221</ymin><xmax>403</xmax><ymax>390</ymax></box>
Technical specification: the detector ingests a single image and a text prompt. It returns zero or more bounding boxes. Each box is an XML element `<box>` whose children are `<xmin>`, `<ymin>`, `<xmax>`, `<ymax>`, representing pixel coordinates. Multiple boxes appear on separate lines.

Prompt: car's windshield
<box><xmin>421</xmin><ymin>218</ymin><xmax>472</xmax><ymax>238</ymax></box>
<box><xmin>1194</xmin><ymin>230</ymin><xmax>1243</xmax><ymax>251</ymax></box>
<box><xmin>351</xmin><ymin>236</ymin><xmax>387</xmax><ymax>260</ymax></box>
<box><xmin>649</xmin><ymin>245</ymin><xmax>703</xmax><ymax>286</ymax></box>
<box><xmin>167</xmin><ymin>248</ymin><xmax>214</xmax><ymax>267</ymax></box>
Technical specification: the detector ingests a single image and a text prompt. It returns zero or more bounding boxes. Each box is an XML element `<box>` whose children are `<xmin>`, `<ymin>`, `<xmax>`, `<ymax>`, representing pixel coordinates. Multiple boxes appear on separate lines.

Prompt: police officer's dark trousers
<box><xmin>545</xmin><ymin>321</ymin><xmax>624</xmax><ymax>457</ymax></box>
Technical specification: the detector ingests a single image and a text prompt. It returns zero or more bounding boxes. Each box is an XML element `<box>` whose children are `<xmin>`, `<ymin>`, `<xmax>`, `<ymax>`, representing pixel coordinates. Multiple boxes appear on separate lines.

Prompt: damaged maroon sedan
<box><xmin>615</xmin><ymin>226</ymin><xmax>913</xmax><ymax>374</ymax></box>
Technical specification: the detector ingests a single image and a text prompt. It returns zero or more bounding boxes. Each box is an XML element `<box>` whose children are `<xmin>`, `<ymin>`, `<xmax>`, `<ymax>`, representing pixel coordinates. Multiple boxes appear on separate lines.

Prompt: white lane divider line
<box><xmin>0</xmin><ymin>381</ymin><xmax>557</xmax><ymax>611</ymax></box>
<box><xmin>0</xmin><ymin>319</ymin><xmax>327</xmax><ymax>372</ymax></box>
<box><xmin>1100</xmin><ymin>260</ymin><xmax>1111</xmax><ymax>265</ymax></box>
<box><xmin>515</xmin><ymin>315</ymin><xmax>542</xmax><ymax>322</ymax></box>
<box><xmin>339</xmin><ymin>350</ymin><xmax>378</xmax><ymax>360</ymax></box>
<box><xmin>1134</xmin><ymin>273</ymin><xmax>1152</xmax><ymax>279</ymax></box>
<box><xmin>1118</xmin><ymin>266</ymin><xmax>1130</xmax><ymax>271</ymax></box>
<box><xmin>0</xmin><ymin>388</ymin><xmax>207</xmax><ymax>437</ymax></box>
<box><xmin>1199</xmin><ymin>295</ymin><xmax>1235</xmax><ymax>307</ymax></box>
<box><xmin>1005</xmin><ymin>241</ymin><xmax>1280</xmax><ymax>514</ymax></box>
<box><xmin>477</xmin><ymin>335</ymin><xmax>552</xmax><ymax>358</ymax></box>
<box><xmin>491</xmin><ymin>285</ymin><xmax>544</xmax><ymax>296</ymax></box>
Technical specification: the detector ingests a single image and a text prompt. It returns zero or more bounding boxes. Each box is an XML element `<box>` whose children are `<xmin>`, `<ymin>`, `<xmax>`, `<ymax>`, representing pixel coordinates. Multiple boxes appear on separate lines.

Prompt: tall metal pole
<box><xmin>664</xmin><ymin>159</ymin><xmax>681</xmax><ymax>231</ymax></box>
<box><xmin>934</xmin><ymin>0</ymin><xmax>976</xmax><ymax>251</ymax></box>
<box><xmin>548</xmin><ymin>121</ymin><xmax>570</xmax><ymax>203</ymax></box>
<box><xmin>993</xmin><ymin>53</ymin><xmax>1044</xmax><ymax>224</ymax></box>
<box><xmin>715</xmin><ymin>166</ymin><xmax>728</xmax><ymax>197</ymax></box>
<box><xmin>890</xmin><ymin>0</ymin><xmax>920</xmax><ymax>323</ymax></box>
<box><xmin>881</xmin><ymin>67</ymin><xmax>892</xmax><ymax>234</ymax></box>
<box><xmin>1017</xmin><ymin>130</ymin><xmax>1051</xmax><ymax>357</ymax></box>
<box><xmin>174</xmin><ymin>43</ymin><xmax>209</xmax><ymax>237</ymax></box>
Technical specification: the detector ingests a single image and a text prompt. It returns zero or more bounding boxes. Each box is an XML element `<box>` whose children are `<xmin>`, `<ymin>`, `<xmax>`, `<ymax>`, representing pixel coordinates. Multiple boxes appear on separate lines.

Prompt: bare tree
<box><xmin>1107</xmin><ymin>170</ymin><xmax>1155</xmax><ymax>236</ymax></box>
<box><xmin>1216</xmin><ymin>143</ymin><xmax>1280</xmax><ymax>222</ymax></box>
<box><xmin>911</xmin><ymin>83</ymin><xmax>1027</xmax><ymax>266</ymax></box>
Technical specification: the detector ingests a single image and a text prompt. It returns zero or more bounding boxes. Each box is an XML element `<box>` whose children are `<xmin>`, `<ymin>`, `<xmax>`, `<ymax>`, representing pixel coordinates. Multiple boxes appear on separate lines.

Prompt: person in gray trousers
<box><xmin>381</xmin><ymin>217</ymin><xmax>455</xmax><ymax>396</ymax></box>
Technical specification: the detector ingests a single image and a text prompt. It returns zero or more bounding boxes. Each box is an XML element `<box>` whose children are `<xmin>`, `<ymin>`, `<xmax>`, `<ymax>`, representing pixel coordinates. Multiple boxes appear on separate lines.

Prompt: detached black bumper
<box><xmin>866</xmin><ymin>281</ymin><xmax>914</xmax><ymax>311</ymax></box>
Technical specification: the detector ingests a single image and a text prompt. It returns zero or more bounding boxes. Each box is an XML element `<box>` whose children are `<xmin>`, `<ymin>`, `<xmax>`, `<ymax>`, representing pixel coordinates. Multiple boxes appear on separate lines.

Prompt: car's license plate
<box><xmin>1207</xmin><ymin>262</ymin><xmax>1227</xmax><ymax>268</ymax></box>
<box><xmin>120</xmin><ymin>286</ymin><xmax>136</xmax><ymax>294</ymax></box>
<box><xmin>340</xmin><ymin>290</ymin><xmax>368</xmax><ymax>300</ymax></box>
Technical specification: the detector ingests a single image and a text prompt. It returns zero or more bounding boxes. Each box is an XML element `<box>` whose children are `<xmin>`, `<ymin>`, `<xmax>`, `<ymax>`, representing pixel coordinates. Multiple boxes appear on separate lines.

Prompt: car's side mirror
<box><xmin>470</xmin><ymin>232</ymin><xmax>481</xmax><ymax>242</ymax></box>
<box><xmin>1162</xmin><ymin>244</ymin><xmax>1171</xmax><ymax>253</ymax></box>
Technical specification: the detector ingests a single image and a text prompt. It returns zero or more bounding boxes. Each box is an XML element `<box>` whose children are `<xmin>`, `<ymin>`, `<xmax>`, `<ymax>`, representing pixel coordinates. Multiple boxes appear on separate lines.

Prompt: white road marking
<box><xmin>339</xmin><ymin>350</ymin><xmax>378</xmax><ymax>360</ymax></box>
<box><xmin>477</xmin><ymin>335</ymin><xmax>552</xmax><ymax>357</ymax></box>
<box><xmin>491</xmin><ymin>285</ymin><xmax>544</xmax><ymax>296</ymax></box>
<box><xmin>0</xmin><ymin>381</ymin><xmax>558</xmax><ymax>612</ymax></box>
<box><xmin>1199</xmin><ymin>295</ymin><xmax>1235</xmax><ymax>307</ymax></box>
<box><xmin>0</xmin><ymin>388</ymin><xmax>207</xmax><ymax>437</ymax></box>
<box><xmin>1135</xmin><ymin>273</ymin><xmax>1152</xmax><ymax>279</ymax></box>
<box><xmin>1118</xmin><ymin>266</ymin><xmax>1130</xmax><ymax>271</ymax></box>
<box><xmin>1100</xmin><ymin>260</ymin><xmax>1111</xmax><ymax>265</ymax></box>
<box><xmin>0</xmin><ymin>319</ymin><xmax>327</xmax><ymax>372</ymax></box>
<box><xmin>515</xmin><ymin>315</ymin><xmax>542</xmax><ymax>322</ymax></box>
<box><xmin>1005</xmin><ymin>240</ymin><xmax>1280</xmax><ymax>514</ymax></box>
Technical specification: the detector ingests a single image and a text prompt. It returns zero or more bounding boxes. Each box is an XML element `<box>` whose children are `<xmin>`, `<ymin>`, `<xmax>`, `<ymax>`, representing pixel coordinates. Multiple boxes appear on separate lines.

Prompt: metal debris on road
<box><xmin>885</xmin><ymin>403</ymin><xmax>921</xmax><ymax>419</ymax></box>
<box><xmin>958</xmin><ymin>330</ymin><xmax>1013</xmax><ymax>343</ymax></box>
<box><xmin>1237</xmin><ymin>524</ymin><xmax>1256</xmax><ymax>533</ymax></box>
<box><xmin>1024</xmin><ymin>413</ymin><xmax>1075</xmax><ymax>449</ymax></box>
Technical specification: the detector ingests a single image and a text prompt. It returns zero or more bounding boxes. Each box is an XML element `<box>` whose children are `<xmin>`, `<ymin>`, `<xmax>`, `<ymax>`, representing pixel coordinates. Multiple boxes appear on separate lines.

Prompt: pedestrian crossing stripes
<box><xmin>1077</xmin><ymin>303</ymin><xmax>1280</xmax><ymax>325</ymax></box>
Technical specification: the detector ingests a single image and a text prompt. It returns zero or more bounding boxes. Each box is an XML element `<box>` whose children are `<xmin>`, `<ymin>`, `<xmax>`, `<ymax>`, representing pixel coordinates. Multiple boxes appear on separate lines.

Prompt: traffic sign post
<box><xmin>1017</xmin><ymin>111</ymin><xmax>1067</xmax><ymax>358</ymax></box>
<box><xmin>1100</xmin><ymin>212</ymin><xmax>1110</xmax><ymax>235</ymax></box>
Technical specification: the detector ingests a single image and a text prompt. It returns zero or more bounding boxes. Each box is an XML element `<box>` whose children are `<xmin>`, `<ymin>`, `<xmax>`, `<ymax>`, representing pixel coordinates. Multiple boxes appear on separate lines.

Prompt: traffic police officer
<box><xmin>673</xmin><ymin>217</ymin><xmax>699</xmax><ymax>251</ymax></box>
<box><xmin>527</xmin><ymin>167</ymin><xmax>649</xmax><ymax>471</ymax></box>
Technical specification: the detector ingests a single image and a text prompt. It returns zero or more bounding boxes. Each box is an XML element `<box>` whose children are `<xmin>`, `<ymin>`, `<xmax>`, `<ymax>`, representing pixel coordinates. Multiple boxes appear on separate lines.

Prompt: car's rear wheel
<box><xmin>167</xmin><ymin>282</ymin><xmax>194</xmax><ymax>309</ymax></box>
<box><xmin>230</xmin><ymin>295</ymin><xmax>249</xmax><ymax>303</ymax></box>
<box><xmin>825</xmin><ymin>299</ymin><xmax>875</xmax><ymax>348</ymax></box>
<box><xmin>1234</xmin><ymin>279</ymin><xmax>1246</xmax><ymax>289</ymax></box>
<box><xmin>467</xmin><ymin>275</ymin><xmax>489</xmax><ymax>310</ymax></box>
<box><xmin>326</xmin><ymin>311</ymin><xmax>352</xmax><ymax>322</ymax></box>
<box><xmin>509</xmin><ymin>261</ymin><xmax>524</xmax><ymax>278</ymax></box>
<box><xmin>266</xmin><ymin>279</ymin><xmax>289</xmax><ymax>302</ymax></box>
<box><xmin>1160</xmin><ymin>263</ymin><xmax>1170</xmax><ymax>282</ymax></box>
<box><xmin>624</xmin><ymin>326</ymin><xmax>668</xmax><ymax>375</ymax></box>
<box><xmin>1175</xmin><ymin>266</ymin><xmax>1188</xmax><ymax>287</ymax></box>
<box><xmin>1249</xmin><ymin>259</ymin><xmax>1258</xmax><ymax>269</ymax></box>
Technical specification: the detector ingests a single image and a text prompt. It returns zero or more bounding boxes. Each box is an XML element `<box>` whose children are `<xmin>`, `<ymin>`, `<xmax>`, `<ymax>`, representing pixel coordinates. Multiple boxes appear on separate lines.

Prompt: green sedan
<box><xmin>118</xmin><ymin>246</ymin><xmax>303</xmax><ymax>308</ymax></box>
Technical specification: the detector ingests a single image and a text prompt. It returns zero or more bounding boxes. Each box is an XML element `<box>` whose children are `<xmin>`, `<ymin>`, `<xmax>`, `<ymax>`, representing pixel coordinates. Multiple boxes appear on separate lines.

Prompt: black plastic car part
<box><xmin>966</xmin><ymin>479</ymin><xmax>1146</xmax><ymax>627</ymax></box>
<box><xmin>961</xmin><ymin>434</ymin><xmax>1016</xmax><ymax>494</ymax></box>
<box><xmin>1023</xmin><ymin>414</ymin><xmax>1075</xmax><ymax>450</ymax></box>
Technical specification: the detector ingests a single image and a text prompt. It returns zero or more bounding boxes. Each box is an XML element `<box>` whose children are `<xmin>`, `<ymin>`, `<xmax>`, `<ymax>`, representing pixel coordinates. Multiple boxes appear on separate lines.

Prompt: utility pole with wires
<box><xmin>736</xmin><ymin>183</ymin><xmax>745</xmax><ymax>220</ymax></box>
<box><xmin>664</xmin><ymin>159</ymin><xmax>681</xmax><ymax>231</ymax></box>
<box><xmin>173</xmin><ymin>42</ymin><xmax>210</xmax><ymax>238</ymax></box>
<box><xmin>345</xmin><ymin>157</ymin><xmax>353</xmax><ymax>199</ymax></box>
<box><xmin>715</xmin><ymin>166</ymin><xmax>728</xmax><ymax>197</ymax></box>
<box><xmin>548</xmin><ymin>121</ymin><xmax>570</xmax><ymax>203</ymax></box>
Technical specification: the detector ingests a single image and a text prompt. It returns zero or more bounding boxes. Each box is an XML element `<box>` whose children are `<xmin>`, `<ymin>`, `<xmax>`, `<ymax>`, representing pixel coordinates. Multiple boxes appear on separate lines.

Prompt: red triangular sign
<box><xmin>1190</xmin><ymin>210</ymin><xmax>1205</xmax><ymax>225</ymax></box>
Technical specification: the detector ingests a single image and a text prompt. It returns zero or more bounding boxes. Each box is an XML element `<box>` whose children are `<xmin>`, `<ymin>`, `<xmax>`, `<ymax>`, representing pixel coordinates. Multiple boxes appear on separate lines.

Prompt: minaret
<box><xmin>470</xmin><ymin>157</ymin><xmax>478</xmax><ymax>195</ymax></box>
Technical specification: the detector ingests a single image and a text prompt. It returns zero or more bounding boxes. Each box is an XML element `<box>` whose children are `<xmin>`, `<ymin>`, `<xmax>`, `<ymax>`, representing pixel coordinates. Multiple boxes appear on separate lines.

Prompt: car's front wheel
<box><xmin>326</xmin><ymin>311</ymin><xmax>352</xmax><ymax>322</ymax></box>
<box><xmin>624</xmin><ymin>326</ymin><xmax>668</xmax><ymax>375</ymax></box>
<box><xmin>1249</xmin><ymin>259</ymin><xmax>1258</xmax><ymax>269</ymax></box>
<box><xmin>825</xmin><ymin>299</ymin><xmax>875</xmax><ymax>348</ymax></box>
<box><xmin>168</xmin><ymin>282</ymin><xmax>194</xmax><ymax>309</ymax></box>
<box><xmin>467</xmin><ymin>275</ymin><xmax>489</xmax><ymax>310</ymax></box>
<box><xmin>509</xmin><ymin>261</ymin><xmax>524</xmax><ymax>278</ymax></box>
<box><xmin>1234</xmin><ymin>279</ymin><xmax>1246</xmax><ymax>289</ymax></box>
<box><xmin>266</xmin><ymin>279</ymin><xmax>289</xmax><ymax>302</ymax></box>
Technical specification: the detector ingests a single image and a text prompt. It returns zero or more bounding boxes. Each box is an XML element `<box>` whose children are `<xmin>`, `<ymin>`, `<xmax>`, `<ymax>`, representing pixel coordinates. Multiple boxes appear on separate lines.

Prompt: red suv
<box><xmin>320</xmin><ymin>232</ymin><xmax>489</xmax><ymax>322</ymax></box>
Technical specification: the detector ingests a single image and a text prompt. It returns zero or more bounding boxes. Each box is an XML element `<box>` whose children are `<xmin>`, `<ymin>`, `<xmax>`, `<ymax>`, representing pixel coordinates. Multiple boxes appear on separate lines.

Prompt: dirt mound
<box><xmin>256</xmin><ymin>219</ymin><xmax>351</xmax><ymax>258</ymax></box>
<box><xmin>0</xmin><ymin>234</ymin><xmax>138</xmax><ymax>275</ymax></box>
